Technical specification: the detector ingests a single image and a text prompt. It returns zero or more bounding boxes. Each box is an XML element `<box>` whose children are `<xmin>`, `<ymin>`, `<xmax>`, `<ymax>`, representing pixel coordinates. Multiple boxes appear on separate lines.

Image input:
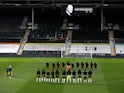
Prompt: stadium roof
<box><xmin>0</xmin><ymin>0</ymin><xmax>124</xmax><ymax>8</ymax></box>
<box><xmin>0</xmin><ymin>0</ymin><xmax>124</xmax><ymax>6</ymax></box>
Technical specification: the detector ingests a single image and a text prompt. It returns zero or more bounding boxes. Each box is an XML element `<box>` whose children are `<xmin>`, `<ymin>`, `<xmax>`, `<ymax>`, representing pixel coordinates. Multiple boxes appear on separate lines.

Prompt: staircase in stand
<box><xmin>17</xmin><ymin>29</ymin><xmax>30</xmax><ymax>55</ymax></box>
<box><xmin>65</xmin><ymin>30</ymin><xmax>73</xmax><ymax>55</ymax></box>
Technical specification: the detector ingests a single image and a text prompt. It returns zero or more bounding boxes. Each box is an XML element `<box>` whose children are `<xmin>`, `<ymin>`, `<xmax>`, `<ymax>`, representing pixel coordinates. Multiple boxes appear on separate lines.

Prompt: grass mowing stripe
<box><xmin>61</xmin><ymin>58</ymin><xmax>109</xmax><ymax>93</ymax></box>
<box><xmin>14</xmin><ymin>60</ymin><xmax>44</xmax><ymax>93</ymax></box>
<box><xmin>0</xmin><ymin>58</ymin><xmax>124</xmax><ymax>93</ymax></box>
<box><xmin>101</xmin><ymin>59</ymin><xmax>124</xmax><ymax>93</ymax></box>
<box><xmin>0</xmin><ymin>58</ymin><xmax>41</xmax><ymax>93</ymax></box>
<box><xmin>96</xmin><ymin>58</ymin><xmax>110</xmax><ymax>93</ymax></box>
<box><xmin>16</xmin><ymin>58</ymin><xmax>65</xmax><ymax>93</ymax></box>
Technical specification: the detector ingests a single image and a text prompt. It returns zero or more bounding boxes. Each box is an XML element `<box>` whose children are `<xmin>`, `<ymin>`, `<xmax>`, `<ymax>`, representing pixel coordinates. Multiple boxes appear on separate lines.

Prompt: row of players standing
<box><xmin>46</xmin><ymin>62</ymin><xmax>97</xmax><ymax>70</ymax></box>
<box><xmin>36</xmin><ymin>62</ymin><xmax>97</xmax><ymax>83</ymax></box>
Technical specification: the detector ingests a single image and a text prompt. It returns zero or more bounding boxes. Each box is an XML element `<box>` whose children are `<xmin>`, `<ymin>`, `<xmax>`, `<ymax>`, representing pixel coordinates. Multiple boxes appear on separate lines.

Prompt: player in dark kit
<box><xmin>88</xmin><ymin>70</ymin><xmax>92</xmax><ymax>83</ymax></box>
<box><xmin>62</xmin><ymin>69</ymin><xmax>66</xmax><ymax>83</ymax></box>
<box><xmin>55</xmin><ymin>69</ymin><xmax>60</xmax><ymax>83</ymax></box>
<box><xmin>67</xmin><ymin>62</ymin><xmax>70</xmax><ymax>66</ymax></box>
<box><xmin>41</xmin><ymin>69</ymin><xmax>46</xmax><ymax>82</ymax></box>
<box><xmin>71</xmin><ymin>63</ymin><xmax>74</xmax><ymax>69</ymax></box>
<box><xmin>46</xmin><ymin>62</ymin><xmax>49</xmax><ymax>69</ymax></box>
<box><xmin>81</xmin><ymin>62</ymin><xmax>84</xmax><ymax>69</ymax></box>
<box><xmin>46</xmin><ymin>70</ymin><xmax>50</xmax><ymax>82</ymax></box>
<box><xmin>51</xmin><ymin>70</ymin><xmax>55</xmax><ymax>82</ymax></box>
<box><xmin>94</xmin><ymin>62</ymin><xmax>97</xmax><ymax>69</ymax></box>
<box><xmin>86</xmin><ymin>62</ymin><xmax>89</xmax><ymax>69</ymax></box>
<box><xmin>62</xmin><ymin>62</ymin><xmax>65</xmax><ymax>68</ymax></box>
<box><xmin>77</xmin><ymin>69</ymin><xmax>82</xmax><ymax>83</ymax></box>
<box><xmin>36</xmin><ymin>68</ymin><xmax>41</xmax><ymax>82</ymax></box>
<box><xmin>72</xmin><ymin>69</ymin><xmax>76</xmax><ymax>83</ymax></box>
<box><xmin>52</xmin><ymin>62</ymin><xmax>55</xmax><ymax>69</ymax></box>
<box><xmin>57</xmin><ymin>62</ymin><xmax>60</xmax><ymax>69</ymax></box>
<box><xmin>90</xmin><ymin>62</ymin><xmax>93</xmax><ymax>69</ymax></box>
<box><xmin>76</xmin><ymin>62</ymin><xmax>80</xmax><ymax>68</ymax></box>
<box><xmin>83</xmin><ymin>70</ymin><xmax>87</xmax><ymax>83</ymax></box>
<box><xmin>66</xmin><ymin>69</ymin><xmax>72</xmax><ymax>82</ymax></box>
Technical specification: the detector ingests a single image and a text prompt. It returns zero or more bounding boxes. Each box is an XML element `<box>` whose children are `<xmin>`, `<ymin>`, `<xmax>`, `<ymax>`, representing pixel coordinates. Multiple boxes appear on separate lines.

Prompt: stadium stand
<box><xmin>0</xmin><ymin>2</ymin><xmax>123</xmax><ymax>57</ymax></box>
<box><xmin>0</xmin><ymin>15</ymin><xmax>123</xmax><ymax>43</ymax></box>
<box><xmin>0</xmin><ymin>16</ymin><xmax>24</xmax><ymax>42</ymax></box>
<box><xmin>28</xmin><ymin>17</ymin><xmax>63</xmax><ymax>42</ymax></box>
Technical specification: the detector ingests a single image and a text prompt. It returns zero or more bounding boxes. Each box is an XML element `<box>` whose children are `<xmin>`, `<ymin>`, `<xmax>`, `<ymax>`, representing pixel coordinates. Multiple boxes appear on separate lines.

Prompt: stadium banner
<box><xmin>0</xmin><ymin>43</ymin><xmax>124</xmax><ymax>55</ymax></box>
<box><xmin>0</xmin><ymin>43</ymin><xmax>19</xmax><ymax>53</ymax></box>
<box><xmin>24</xmin><ymin>43</ymin><xmax>110</xmax><ymax>54</ymax></box>
<box><xmin>61</xmin><ymin>5</ymin><xmax>95</xmax><ymax>16</ymax></box>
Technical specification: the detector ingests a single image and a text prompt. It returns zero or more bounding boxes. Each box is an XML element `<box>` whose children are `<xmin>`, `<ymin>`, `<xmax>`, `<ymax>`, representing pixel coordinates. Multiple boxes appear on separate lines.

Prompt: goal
<box><xmin>61</xmin><ymin>47</ymin><xmax>95</xmax><ymax>58</ymax></box>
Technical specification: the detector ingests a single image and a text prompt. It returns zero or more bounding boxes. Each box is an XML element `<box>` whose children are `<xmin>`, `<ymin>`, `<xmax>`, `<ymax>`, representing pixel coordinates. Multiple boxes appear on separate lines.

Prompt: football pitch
<box><xmin>0</xmin><ymin>57</ymin><xmax>124</xmax><ymax>93</ymax></box>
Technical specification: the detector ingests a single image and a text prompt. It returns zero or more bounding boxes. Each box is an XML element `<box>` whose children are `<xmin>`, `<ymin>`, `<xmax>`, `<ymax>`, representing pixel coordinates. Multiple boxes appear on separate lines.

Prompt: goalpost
<box><xmin>61</xmin><ymin>47</ymin><xmax>95</xmax><ymax>58</ymax></box>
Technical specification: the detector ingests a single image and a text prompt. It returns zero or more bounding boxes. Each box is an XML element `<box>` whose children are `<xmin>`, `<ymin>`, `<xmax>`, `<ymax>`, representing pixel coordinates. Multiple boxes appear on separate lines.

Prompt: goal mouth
<box><xmin>61</xmin><ymin>47</ymin><xmax>95</xmax><ymax>58</ymax></box>
<box><xmin>63</xmin><ymin>53</ymin><xmax>93</xmax><ymax>58</ymax></box>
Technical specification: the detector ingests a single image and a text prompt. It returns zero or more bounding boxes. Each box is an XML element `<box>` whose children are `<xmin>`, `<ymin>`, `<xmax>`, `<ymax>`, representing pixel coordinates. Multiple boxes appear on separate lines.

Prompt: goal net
<box><xmin>61</xmin><ymin>47</ymin><xmax>95</xmax><ymax>58</ymax></box>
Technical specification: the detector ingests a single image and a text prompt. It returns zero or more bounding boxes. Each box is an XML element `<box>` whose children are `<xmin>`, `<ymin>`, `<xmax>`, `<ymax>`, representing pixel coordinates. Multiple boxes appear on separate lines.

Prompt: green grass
<box><xmin>0</xmin><ymin>57</ymin><xmax>124</xmax><ymax>93</ymax></box>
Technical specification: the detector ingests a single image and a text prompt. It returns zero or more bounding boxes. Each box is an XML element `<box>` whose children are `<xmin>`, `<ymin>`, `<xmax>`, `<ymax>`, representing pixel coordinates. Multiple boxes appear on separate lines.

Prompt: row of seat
<box><xmin>0</xmin><ymin>16</ymin><xmax>123</xmax><ymax>43</ymax></box>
